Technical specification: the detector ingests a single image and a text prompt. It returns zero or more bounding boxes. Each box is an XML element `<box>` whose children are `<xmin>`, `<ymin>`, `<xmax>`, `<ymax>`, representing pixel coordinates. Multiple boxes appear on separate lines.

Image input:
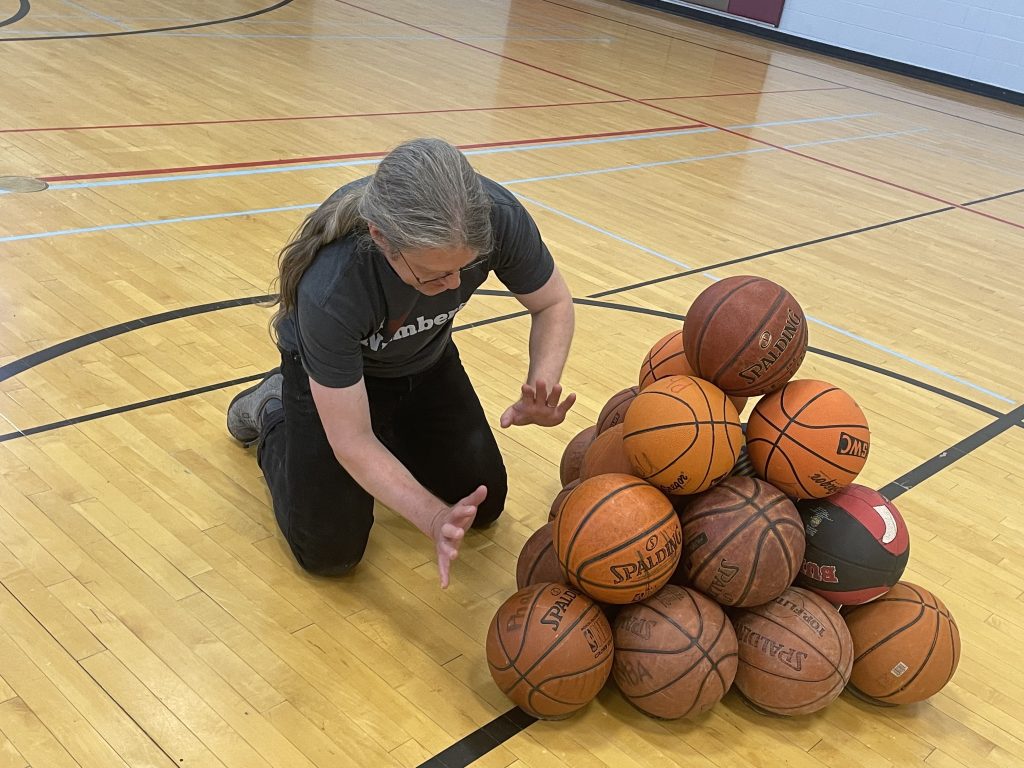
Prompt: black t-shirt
<box><xmin>275</xmin><ymin>175</ymin><xmax>555</xmax><ymax>388</ymax></box>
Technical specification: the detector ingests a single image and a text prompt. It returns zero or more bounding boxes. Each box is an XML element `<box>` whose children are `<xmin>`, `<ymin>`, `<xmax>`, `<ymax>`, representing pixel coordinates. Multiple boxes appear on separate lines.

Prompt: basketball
<box><xmin>746</xmin><ymin>379</ymin><xmax>870</xmax><ymax>499</ymax></box>
<box><xmin>683</xmin><ymin>276</ymin><xmax>807</xmax><ymax>397</ymax></box>
<box><xmin>622</xmin><ymin>375</ymin><xmax>743</xmax><ymax>495</ymax></box>
<box><xmin>516</xmin><ymin>523</ymin><xmax>563</xmax><ymax>589</ymax></box>
<box><xmin>795</xmin><ymin>484</ymin><xmax>910</xmax><ymax>605</ymax></box>
<box><xmin>549</xmin><ymin>479</ymin><xmax>580</xmax><ymax>522</ymax></box>
<box><xmin>843</xmin><ymin>582</ymin><xmax>960</xmax><ymax>705</ymax></box>
<box><xmin>554</xmin><ymin>473</ymin><xmax>681</xmax><ymax>604</ymax></box>
<box><xmin>597</xmin><ymin>386</ymin><xmax>640</xmax><ymax>434</ymax></box>
<box><xmin>580</xmin><ymin>423</ymin><xmax>635</xmax><ymax>480</ymax></box>
<box><xmin>486</xmin><ymin>582</ymin><xmax>614</xmax><ymax>719</ymax></box>
<box><xmin>639</xmin><ymin>329</ymin><xmax>747</xmax><ymax>412</ymax></box>
<box><xmin>612</xmin><ymin>585</ymin><xmax>738</xmax><ymax>719</ymax></box>
<box><xmin>559</xmin><ymin>425</ymin><xmax>597</xmax><ymax>485</ymax></box>
<box><xmin>733</xmin><ymin>587</ymin><xmax>853</xmax><ymax>716</ymax></box>
<box><xmin>680</xmin><ymin>477</ymin><xmax>805</xmax><ymax>607</ymax></box>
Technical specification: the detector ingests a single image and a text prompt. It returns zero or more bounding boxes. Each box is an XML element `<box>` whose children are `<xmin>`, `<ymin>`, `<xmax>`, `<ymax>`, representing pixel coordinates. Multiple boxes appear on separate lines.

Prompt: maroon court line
<box><xmin>330</xmin><ymin>0</ymin><xmax>1024</xmax><ymax>233</ymax></box>
<box><xmin>539</xmin><ymin>0</ymin><xmax>1024</xmax><ymax>139</ymax></box>
<box><xmin>0</xmin><ymin>87</ymin><xmax>844</xmax><ymax>134</ymax></box>
<box><xmin>36</xmin><ymin>122</ymin><xmax>704</xmax><ymax>183</ymax></box>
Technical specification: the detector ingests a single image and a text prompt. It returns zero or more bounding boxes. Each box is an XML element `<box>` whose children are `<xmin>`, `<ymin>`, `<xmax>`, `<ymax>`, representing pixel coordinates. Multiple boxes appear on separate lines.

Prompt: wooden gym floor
<box><xmin>1</xmin><ymin>0</ymin><xmax>1023</xmax><ymax>766</ymax></box>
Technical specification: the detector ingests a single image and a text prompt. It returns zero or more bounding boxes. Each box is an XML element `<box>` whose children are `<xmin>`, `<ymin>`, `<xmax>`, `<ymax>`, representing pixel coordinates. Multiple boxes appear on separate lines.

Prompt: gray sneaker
<box><xmin>227</xmin><ymin>370</ymin><xmax>283</xmax><ymax>446</ymax></box>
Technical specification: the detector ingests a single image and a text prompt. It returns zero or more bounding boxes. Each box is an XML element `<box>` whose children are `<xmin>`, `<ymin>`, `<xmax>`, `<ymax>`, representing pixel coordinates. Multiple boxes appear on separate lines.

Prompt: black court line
<box><xmin>0</xmin><ymin>0</ymin><xmax>30</xmax><ymax>28</ymax></box>
<box><xmin>540</xmin><ymin>0</ymin><xmax>1024</xmax><ymax>138</ymax></box>
<box><xmin>0</xmin><ymin>0</ymin><xmax>293</xmax><ymax>41</ymax></box>
<box><xmin>880</xmin><ymin>403</ymin><xmax>1024</xmax><ymax>499</ymax></box>
<box><xmin>0</xmin><ymin>295</ymin><xmax>273</xmax><ymax>385</ymax></box>
<box><xmin>589</xmin><ymin>187</ymin><xmax>1024</xmax><ymax>300</ymax></box>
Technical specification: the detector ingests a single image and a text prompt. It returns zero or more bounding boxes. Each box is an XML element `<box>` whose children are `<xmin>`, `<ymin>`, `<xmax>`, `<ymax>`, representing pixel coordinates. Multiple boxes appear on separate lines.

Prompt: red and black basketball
<box><xmin>795</xmin><ymin>485</ymin><xmax>910</xmax><ymax>605</ymax></box>
<box><xmin>683</xmin><ymin>276</ymin><xmax>807</xmax><ymax>397</ymax></box>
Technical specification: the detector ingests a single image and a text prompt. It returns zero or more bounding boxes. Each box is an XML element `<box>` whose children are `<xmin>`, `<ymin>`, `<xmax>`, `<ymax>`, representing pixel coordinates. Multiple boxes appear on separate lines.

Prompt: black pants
<box><xmin>257</xmin><ymin>343</ymin><xmax>507</xmax><ymax>576</ymax></box>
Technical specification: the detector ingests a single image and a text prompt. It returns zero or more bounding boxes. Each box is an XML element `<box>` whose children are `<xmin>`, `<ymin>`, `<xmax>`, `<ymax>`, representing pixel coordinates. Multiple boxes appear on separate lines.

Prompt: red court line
<box><xmin>331</xmin><ymin>0</ymin><xmax>1024</xmax><ymax>233</ymax></box>
<box><xmin>37</xmin><ymin>123</ymin><xmax>704</xmax><ymax>183</ymax></box>
<box><xmin>1</xmin><ymin>87</ymin><xmax>843</xmax><ymax>134</ymax></box>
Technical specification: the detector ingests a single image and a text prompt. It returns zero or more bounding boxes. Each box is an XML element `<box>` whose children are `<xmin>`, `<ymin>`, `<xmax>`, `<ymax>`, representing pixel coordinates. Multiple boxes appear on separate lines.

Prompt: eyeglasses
<box><xmin>392</xmin><ymin>245</ymin><xmax>488</xmax><ymax>286</ymax></box>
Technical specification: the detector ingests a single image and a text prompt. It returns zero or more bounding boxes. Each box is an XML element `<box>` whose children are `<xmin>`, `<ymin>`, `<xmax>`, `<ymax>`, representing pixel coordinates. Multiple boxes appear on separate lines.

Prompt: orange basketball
<box><xmin>683</xmin><ymin>275</ymin><xmax>807</xmax><ymax>397</ymax></box>
<box><xmin>580</xmin><ymin>423</ymin><xmax>636</xmax><ymax>480</ymax></box>
<box><xmin>549</xmin><ymin>479</ymin><xmax>580</xmax><ymax>522</ymax></box>
<box><xmin>613</xmin><ymin>585</ymin><xmax>738</xmax><ymax>719</ymax></box>
<box><xmin>622</xmin><ymin>376</ymin><xmax>743</xmax><ymax>495</ymax></box>
<box><xmin>554</xmin><ymin>474</ymin><xmax>681</xmax><ymax>604</ymax></box>
<box><xmin>843</xmin><ymin>582</ymin><xmax>960</xmax><ymax>705</ymax></box>
<box><xmin>640</xmin><ymin>330</ymin><xmax>747</xmax><ymax>412</ymax></box>
<box><xmin>559</xmin><ymin>425</ymin><xmax>596</xmax><ymax>486</ymax></box>
<box><xmin>516</xmin><ymin>523</ymin><xmax>563</xmax><ymax>589</ymax></box>
<box><xmin>486</xmin><ymin>582</ymin><xmax>614</xmax><ymax>719</ymax></box>
<box><xmin>680</xmin><ymin>477</ymin><xmax>805</xmax><ymax>607</ymax></box>
<box><xmin>746</xmin><ymin>380</ymin><xmax>870</xmax><ymax>499</ymax></box>
<box><xmin>733</xmin><ymin>587</ymin><xmax>853</xmax><ymax>716</ymax></box>
<box><xmin>597</xmin><ymin>386</ymin><xmax>639</xmax><ymax>434</ymax></box>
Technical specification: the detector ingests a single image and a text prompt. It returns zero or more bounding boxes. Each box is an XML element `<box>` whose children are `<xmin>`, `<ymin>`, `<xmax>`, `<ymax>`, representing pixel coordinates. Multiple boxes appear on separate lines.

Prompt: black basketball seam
<box><xmin>650</xmin><ymin>330</ymin><xmax>682</xmax><ymax>362</ymax></box>
<box><xmin>690</xmin><ymin>277</ymin><xmax>760</xmax><ymax>376</ymax></box>
<box><xmin>748</xmin><ymin>610</ymin><xmax>849</xmax><ymax>677</ymax></box>
<box><xmin>622</xmin><ymin>418</ymin><xmax>743</xmax><ymax>437</ymax></box>
<box><xmin>506</xmin><ymin>602</ymin><xmax>607</xmax><ymax>692</ymax></box>
<box><xmin>560</xmin><ymin>481</ymin><xmax>652</xmax><ymax>572</ymax></box>
<box><xmin>874</xmin><ymin>585</ymin><xmax>943</xmax><ymax>700</ymax></box>
<box><xmin>710</xmin><ymin>287</ymin><xmax>788</xmax><ymax>384</ymax></box>
<box><xmin>526</xmin><ymin>539</ymin><xmax>556</xmax><ymax>586</ymax></box>
<box><xmin>689</xmin><ymin>494</ymin><xmax>792</xmax><ymax>587</ymax></box>
<box><xmin>851</xmin><ymin>607</ymin><xmax>925</xmax><ymax>662</ymax></box>
<box><xmin>573</xmin><ymin>506</ymin><xmax>678</xmax><ymax>574</ymax></box>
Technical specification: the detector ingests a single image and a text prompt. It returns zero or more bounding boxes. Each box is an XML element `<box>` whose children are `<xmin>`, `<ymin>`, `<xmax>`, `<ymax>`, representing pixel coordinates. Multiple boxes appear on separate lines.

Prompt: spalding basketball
<box><xmin>622</xmin><ymin>376</ymin><xmax>743</xmax><ymax>495</ymax></box>
<box><xmin>681</xmin><ymin>477</ymin><xmax>805</xmax><ymax>607</ymax></box>
<box><xmin>683</xmin><ymin>276</ymin><xmax>807</xmax><ymax>397</ymax></box>
<box><xmin>733</xmin><ymin>587</ymin><xmax>853</xmax><ymax>716</ymax></box>
<box><xmin>746</xmin><ymin>379</ymin><xmax>870</xmax><ymax>499</ymax></box>
<box><xmin>843</xmin><ymin>582</ymin><xmax>960</xmax><ymax>706</ymax></box>
<box><xmin>795</xmin><ymin>484</ymin><xmax>910</xmax><ymax>605</ymax></box>
<box><xmin>486</xmin><ymin>582</ymin><xmax>614</xmax><ymax>719</ymax></box>
<box><xmin>554</xmin><ymin>474</ymin><xmax>681</xmax><ymax>604</ymax></box>
<box><xmin>613</xmin><ymin>586</ymin><xmax>738</xmax><ymax>719</ymax></box>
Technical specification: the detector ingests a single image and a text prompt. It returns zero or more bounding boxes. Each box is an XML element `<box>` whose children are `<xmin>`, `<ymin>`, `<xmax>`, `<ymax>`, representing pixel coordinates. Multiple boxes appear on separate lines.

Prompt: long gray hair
<box><xmin>270</xmin><ymin>138</ymin><xmax>493</xmax><ymax>331</ymax></box>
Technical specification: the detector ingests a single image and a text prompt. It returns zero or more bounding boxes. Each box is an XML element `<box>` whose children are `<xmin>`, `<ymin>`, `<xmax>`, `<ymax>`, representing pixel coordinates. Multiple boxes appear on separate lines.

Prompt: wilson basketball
<box><xmin>597</xmin><ymin>386</ymin><xmax>640</xmax><ymax>434</ymax></box>
<box><xmin>683</xmin><ymin>276</ymin><xmax>807</xmax><ymax>397</ymax></box>
<box><xmin>580</xmin><ymin>423</ymin><xmax>636</xmax><ymax>480</ymax></box>
<box><xmin>549</xmin><ymin>479</ymin><xmax>580</xmax><ymax>522</ymax></box>
<box><xmin>843</xmin><ymin>582</ymin><xmax>960</xmax><ymax>705</ymax></box>
<box><xmin>733</xmin><ymin>587</ymin><xmax>853</xmax><ymax>716</ymax></box>
<box><xmin>746</xmin><ymin>379</ymin><xmax>870</xmax><ymax>499</ymax></box>
<box><xmin>559</xmin><ymin>425</ymin><xmax>597</xmax><ymax>485</ymax></box>
<box><xmin>640</xmin><ymin>329</ymin><xmax>747</xmax><ymax>412</ymax></box>
<box><xmin>680</xmin><ymin>477</ymin><xmax>805</xmax><ymax>607</ymax></box>
<box><xmin>516</xmin><ymin>523</ymin><xmax>564</xmax><ymax>589</ymax></box>
<box><xmin>795</xmin><ymin>484</ymin><xmax>910</xmax><ymax>605</ymax></box>
<box><xmin>486</xmin><ymin>582</ymin><xmax>614</xmax><ymax>719</ymax></box>
<box><xmin>554</xmin><ymin>473</ymin><xmax>681</xmax><ymax>604</ymax></box>
<box><xmin>613</xmin><ymin>585</ymin><xmax>738</xmax><ymax>719</ymax></box>
<box><xmin>622</xmin><ymin>375</ymin><xmax>743</xmax><ymax>495</ymax></box>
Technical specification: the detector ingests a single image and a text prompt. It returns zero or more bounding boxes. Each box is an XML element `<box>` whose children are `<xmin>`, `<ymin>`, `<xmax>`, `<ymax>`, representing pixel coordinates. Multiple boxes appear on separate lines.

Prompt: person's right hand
<box><xmin>430</xmin><ymin>485</ymin><xmax>487</xmax><ymax>589</ymax></box>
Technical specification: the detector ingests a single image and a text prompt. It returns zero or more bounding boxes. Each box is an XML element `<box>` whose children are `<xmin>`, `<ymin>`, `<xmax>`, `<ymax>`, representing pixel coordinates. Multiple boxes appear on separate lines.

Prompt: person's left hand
<box><xmin>500</xmin><ymin>380</ymin><xmax>576</xmax><ymax>428</ymax></box>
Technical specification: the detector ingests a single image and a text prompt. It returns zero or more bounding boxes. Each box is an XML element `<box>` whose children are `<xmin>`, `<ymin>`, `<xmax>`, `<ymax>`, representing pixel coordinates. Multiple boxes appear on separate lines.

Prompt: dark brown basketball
<box><xmin>486</xmin><ymin>582</ymin><xmax>614</xmax><ymax>719</ymax></box>
<box><xmin>613</xmin><ymin>585</ymin><xmax>738</xmax><ymax>719</ymax></box>
<box><xmin>580</xmin><ymin>424</ymin><xmax>636</xmax><ymax>480</ymax></box>
<box><xmin>516</xmin><ymin>523</ymin><xmax>564</xmax><ymax>589</ymax></box>
<box><xmin>733</xmin><ymin>587</ymin><xmax>853</xmax><ymax>716</ymax></box>
<box><xmin>843</xmin><ymin>582</ymin><xmax>960</xmax><ymax>705</ymax></box>
<box><xmin>622</xmin><ymin>376</ymin><xmax>743</xmax><ymax>496</ymax></box>
<box><xmin>683</xmin><ymin>276</ymin><xmax>807</xmax><ymax>397</ymax></box>
<box><xmin>597</xmin><ymin>386</ymin><xmax>640</xmax><ymax>434</ymax></box>
<box><xmin>681</xmin><ymin>477</ymin><xmax>805</xmax><ymax>607</ymax></box>
<box><xmin>640</xmin><ymin>329</ymin><xmax>748</xmax><ymax>412</ymax></box>
<box><xmin>554</xmin><ymin>474</ymin><xmax>681</xmax><ymax>604</ymax></box>
<box><xmin>746</xmin><ymin>379</ymin><xmax>870</xmax><ymax>499</ymax></box>
<box><xmin>559</xmin><ymin>425</ymin><xmax>597</xmax><ymax>486</ymax></box>
<box><xmin>549</xmin><ymin>479</ymin><xmax>580</xmax><ymax>522</ymax></box>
